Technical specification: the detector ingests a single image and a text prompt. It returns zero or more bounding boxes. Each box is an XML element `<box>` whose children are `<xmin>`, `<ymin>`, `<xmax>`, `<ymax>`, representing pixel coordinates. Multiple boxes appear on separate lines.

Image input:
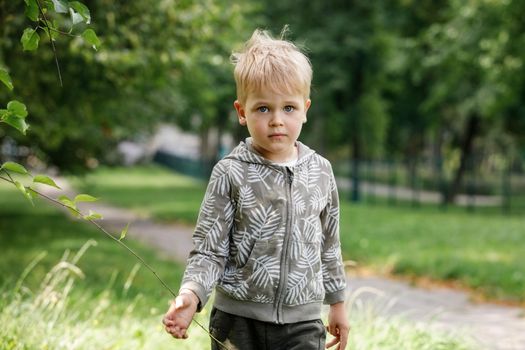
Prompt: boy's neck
<box><xmin>272</xmin><ymin>145</ymin><xmax>298</xmax><ymax>165</ymax></box>
<box><xmin>247</xmin><ymin>138</ymin><xmax>299</xmax><ymax>163</ymax></box>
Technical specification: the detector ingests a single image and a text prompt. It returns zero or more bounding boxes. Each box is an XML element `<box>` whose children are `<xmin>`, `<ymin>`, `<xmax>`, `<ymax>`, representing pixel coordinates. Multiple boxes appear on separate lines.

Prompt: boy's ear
<box><xmin>234</xmin><ymin>100</ymin><xmax>247</xmax><ymax>126</ymax></box>
<box><xmin>303</xmin><ymin>99</ymin><xmax>311</xmax><ymax>123</ymax></box>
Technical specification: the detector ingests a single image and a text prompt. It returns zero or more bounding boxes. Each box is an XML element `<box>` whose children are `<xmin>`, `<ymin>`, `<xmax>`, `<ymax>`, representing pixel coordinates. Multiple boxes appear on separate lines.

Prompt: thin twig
<box><xmin>37</xmin><ymin>25</ymin><xmax>77</xmax><ymax>38</ymax></box>
<box><xmin>0</xmin><ymin>172</ymin><xmax>230</xmax><ymax>349</ymax></box>
<box><xmin>35</xmin><ymin>0</ymin><xmax>63</xmax><ymax>87</ymax></box>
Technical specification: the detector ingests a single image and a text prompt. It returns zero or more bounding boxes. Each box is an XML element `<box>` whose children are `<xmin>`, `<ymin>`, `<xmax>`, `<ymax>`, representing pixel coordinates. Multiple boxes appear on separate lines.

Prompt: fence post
<box><xmin>388</xmin><ymin>159</ymin><xmax>397</xmax><ymax>205</ymax></box>
<box><xmin>366</xmin><ymin>158</ymin><xmax>375</xmax><ymax>204</ymax></box>
<box><xmin>410</xmin><ymin>157</ymin><xmax>420</xmax><ymax>207</ymax></box>
<box><xmin>501</xmin><ymin>160</ymin><xmax>511</xmax><ymax>215</ymax></box>
<box><xmin>466</xmin><ymin>155</ymin><xmax>476</xmax><ymax>212</ymax></box>
<box><xmin>351</xmin><ymin>156</ymin><xmax>360</xmax><ymax>202</ymax></box>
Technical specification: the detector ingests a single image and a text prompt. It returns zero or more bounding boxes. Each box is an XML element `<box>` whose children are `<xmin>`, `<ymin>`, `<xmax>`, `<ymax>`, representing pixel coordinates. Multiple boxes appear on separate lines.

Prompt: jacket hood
<box><xmin>224</xmin><ymin>137</ymin><xmax>316</xmax><ymax>166</ymax></box>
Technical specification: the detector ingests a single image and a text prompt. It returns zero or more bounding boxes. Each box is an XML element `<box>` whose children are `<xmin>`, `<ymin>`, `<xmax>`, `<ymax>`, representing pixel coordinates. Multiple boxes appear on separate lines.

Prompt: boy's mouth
<box><xmin>269</xmin><ymin>133</ymin><xmax>286</xmax><ymax>138</ymax></box>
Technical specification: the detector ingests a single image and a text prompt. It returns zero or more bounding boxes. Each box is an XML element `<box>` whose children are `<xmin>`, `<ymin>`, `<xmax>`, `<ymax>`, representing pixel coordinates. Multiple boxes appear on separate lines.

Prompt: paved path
<box><xmin>335</xmin><ymin>177</ymin><xmax>502</xmax><ymax>207</ymax></box>
<box><xmin>40</xmin><ymin>179</ymin><xmax>524</xmax><ymax>350</ymax></box>
<box><xmin>346</xmin><ymin>276</ymin><xmax>525</xmax><ymax>350</ymax></box>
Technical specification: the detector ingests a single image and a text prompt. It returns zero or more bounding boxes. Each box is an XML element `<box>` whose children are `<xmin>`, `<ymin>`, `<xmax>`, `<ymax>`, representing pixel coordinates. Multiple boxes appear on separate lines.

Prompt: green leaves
<box><xmin>21</xmin><ymin>28</ymin><xmax>40</xmax><ymax>51</ymax></box>
<box><xmin>82</xmin><ymin>29</ymin><xmax>101</xmax><ymax>50</ymax></box>
<box><xmin>58</xmin><ymin>195</ymin><xmax>80</xmax><ymax>217</ymax></box>
<box><xmin>24</xmin><ymin>0</ymin><xmax>40</xmax><ymax>22</ymax></box>
<box><xmin>33</xmin><ymin>175</ymin><xmax>61</xmax><ymax>189</ymax></box>
<box><xmin>69</xmin><ymin>2</ymin><xmax>91</xmax><ymax>24</ymax></box>
<box><xmin>56</xmin><ymin>194</ymin><xmax>101</xmax><ymax>220</ymax></box>
<box><xmin>74</xmin><ymin>194</ymin><xmax>98</xmax><ymax>203</ymax></box>
<box><xmin>0</xmin><ymin>68</ymin><xmax>14</xmax><ymax>90</ymax></box>
<box><xmin>7</xmin><ymin>101</ymin><xmax>28</xmax><ymax>118</ymax></box>
<box><xmin>0</xmin><ymin>114</ymin><xmax>29</xmax><ymax>135</ymax></box>
<box><xmin>119</xmin><ymin>223</ymin><xmax>130</xmax><ymax>241</ymax></box>
<box><xmin>50</xmin><ymin>0</ymin><xmax>69</xmax><ymax>13</ymax></box>
<box><xmin>84</xmin><ymin>210</ymin><xmax>103</xmax><ymax>221</ymax></box>
<box><xmin>1</xmin><ymin>162</ymin><xmax>29</xmax><ymax>175</ymax></box>
<box><xmin>1</xmin><ymin>100</ymin><xmax>29</xmax><ymax>134</ymax></box>
<box><xmin>20</xmin><ymin>0</ymin><xmax>95</xmax><ymax>54</ymax></box>
<box><xmin>1</xmin><ymin>161</ymin><xmax>34</xmax><ymax>206</ymax></box>
<box><xmin>0</xmin><ymin>160</ymin><xmax>97</xmax><ymax>215</ymax></box>
<box><xmin>14</xmin><ymin>181</ymin><xmax>34</xmax><ymax>206</ymax></box>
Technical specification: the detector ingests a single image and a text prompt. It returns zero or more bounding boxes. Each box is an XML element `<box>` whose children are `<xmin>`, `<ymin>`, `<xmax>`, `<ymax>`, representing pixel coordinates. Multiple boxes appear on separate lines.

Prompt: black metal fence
<box><xmin>334</xmin><ymin>157</ymin><xmax>524</xmax><ymax>214</ymax></box>
<box><xmin>153</xmin><ymin>150</ymin><xmax>525</xmax><ymax>215</ymax></box>
<box><xmin>153</xmin><ymin>150</ymin><xmax>213</xmax><ymax>180</ymax></box>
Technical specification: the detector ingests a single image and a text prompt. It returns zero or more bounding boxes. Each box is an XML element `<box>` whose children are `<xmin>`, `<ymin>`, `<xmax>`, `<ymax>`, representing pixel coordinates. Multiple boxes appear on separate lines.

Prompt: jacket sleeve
<box><xmin>320</xmin><ymin>165</ymin><xmax>347</xmax><ymax>305</ymax></box>
<box><xmin>179</xmin><ymin>159</ymin><xmax>235</xmax><ymax>310</ymax></box>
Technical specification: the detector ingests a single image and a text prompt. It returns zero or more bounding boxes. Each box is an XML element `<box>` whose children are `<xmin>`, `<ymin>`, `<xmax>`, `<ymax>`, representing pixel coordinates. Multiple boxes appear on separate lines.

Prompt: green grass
<box><xmin>71</xmin><ymin>165</ymin><xmax>205</xmax><ymax>224</ymax></box>
<box><xmin>0</xmin><ymin>182</ymin><xmax>184</xmax><ymax>313</ymax></box>
<box><xmin>0</xmin><ymin>247</ymin><xmax>212</xmax><ymax>350</ymax></box>
<box><xmin>0</xmin><ymin>178</ymin><xmax>476</xmax><ymax>349</ymax></box>
<box><xmin>339</xmin><ymin>203</ymin><xmax>525</xmax><ymax>302</ymax></box>
<box><xmin>74</xmin><ymin>165</ymin><xmax>525</xmax><ymax>303</ymax></box>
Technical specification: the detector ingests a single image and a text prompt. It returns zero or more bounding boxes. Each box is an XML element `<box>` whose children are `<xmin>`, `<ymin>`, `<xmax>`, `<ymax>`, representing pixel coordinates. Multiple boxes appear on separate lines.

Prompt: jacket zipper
<box><xmin>274</xmin><ymin>167</ymin><xmax>294</xmax><ymax>323</ymax></box>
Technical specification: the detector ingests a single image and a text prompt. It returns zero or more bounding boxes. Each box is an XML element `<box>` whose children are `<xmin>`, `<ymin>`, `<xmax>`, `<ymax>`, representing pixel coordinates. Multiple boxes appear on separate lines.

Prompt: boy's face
<box><xmin>234</xmin><ymin>89</ymin><xmax>311</xmax><ymax>163</ymax></box>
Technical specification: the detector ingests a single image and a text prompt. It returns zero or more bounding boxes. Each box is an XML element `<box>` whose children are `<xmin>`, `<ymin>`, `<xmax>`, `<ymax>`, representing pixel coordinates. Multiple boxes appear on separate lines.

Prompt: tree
<box><xmin>417</xmin><ymin>0</ymin><xmax>525</xmax><ymax>202</ymax></box>
<box><xmin>263</xmin><ymin>1</ymin><xmax>399</xmax><ymax>201</ymax></box>
<box><xmin>1</xmin><ymin>0</ymin><xmax>253</xmax><ymax>172</ymax></box>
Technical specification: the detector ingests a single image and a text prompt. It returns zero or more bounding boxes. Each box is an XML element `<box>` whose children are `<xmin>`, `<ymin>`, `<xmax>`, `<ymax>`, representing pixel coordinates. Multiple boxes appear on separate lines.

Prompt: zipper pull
<box><xmin>287</xmin><ymin>168</ymin><xmax>294</xmax><ymax>184</ymax></box>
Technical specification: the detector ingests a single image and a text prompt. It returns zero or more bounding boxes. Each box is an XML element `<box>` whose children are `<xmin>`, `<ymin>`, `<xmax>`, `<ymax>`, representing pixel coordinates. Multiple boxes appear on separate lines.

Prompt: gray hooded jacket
<box><xmin>181</xmin><ymin>139</ymin><xmax>346</xmax><ymax>324</ymax></box>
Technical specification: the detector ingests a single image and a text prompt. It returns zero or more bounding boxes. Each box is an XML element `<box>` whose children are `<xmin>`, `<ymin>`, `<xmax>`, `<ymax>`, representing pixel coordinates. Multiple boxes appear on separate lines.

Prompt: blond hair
<box><xmin>231</xmin><ymin>28</ymin><xmax>312</xmax><ymax>104</ymax></box>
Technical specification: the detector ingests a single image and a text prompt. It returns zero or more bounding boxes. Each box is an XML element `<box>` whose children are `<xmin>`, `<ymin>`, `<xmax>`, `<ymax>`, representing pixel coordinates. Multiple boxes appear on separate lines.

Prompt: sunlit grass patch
<box><xmin>339</xmin><ymin>202</ymin><xmax>525</xmax><ymax>303</ymax></box>
<box><xmin>0</xmin><ymin>241</ymin><xmax>210</xmax><ymax>350</ymax></box>
<box><xmin>71</xmin><ymin>165</ymin><xmax>206</xmax><ymax>224</ymax></box>
<box><xmin>1</xmin><ymin>248</ymin><xmax>476</xmax><ymax>350</ymax></box>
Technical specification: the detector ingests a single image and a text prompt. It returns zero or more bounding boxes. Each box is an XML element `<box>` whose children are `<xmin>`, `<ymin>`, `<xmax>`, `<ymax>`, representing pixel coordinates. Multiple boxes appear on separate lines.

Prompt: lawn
<box><xmin>71</xmin><ymin>165</ymin><xmax>204</xmax><ymax>224</ymax></box>
<box><xmin>75</xmin><ymin>164</ymin><xmax>525</xmax><ymax>303</ymax></box>
<box><xmin>0</xmin><ymin>172</ymin><xmax>476</xmax><ymax>349</ymax></box>
<box><xmin>340</xmin><ymin>203</ymin><xmax>525</xmax><ymax>302</ymax></box>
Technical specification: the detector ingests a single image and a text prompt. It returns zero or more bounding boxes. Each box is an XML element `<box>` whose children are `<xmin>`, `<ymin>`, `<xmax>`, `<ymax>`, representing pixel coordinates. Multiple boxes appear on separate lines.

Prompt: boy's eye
<box><xmin>257</xmin><ymin>106</ymin><xmax>269</xmax><ymax>113</ymax></box>
<box><xmin>283</xmin><ymin>105</ymin><xmax>295</xmax><ymax>112</ymax></box>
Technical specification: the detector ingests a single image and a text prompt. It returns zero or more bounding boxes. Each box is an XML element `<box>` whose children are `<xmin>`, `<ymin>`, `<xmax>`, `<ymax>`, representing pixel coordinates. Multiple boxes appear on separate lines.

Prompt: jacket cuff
<box><xmin>179</xmin><ymin>281</ymin><xmax>207</xmax><ymax>312</ymax></box>
<box><xmin>324</xmin><ymin>289</ymin><xmax>346</xmax><ymax>305</ymax></box>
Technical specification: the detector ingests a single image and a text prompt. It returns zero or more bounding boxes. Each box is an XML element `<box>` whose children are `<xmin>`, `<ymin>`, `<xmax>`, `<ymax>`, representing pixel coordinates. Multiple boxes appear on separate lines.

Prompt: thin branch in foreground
<box><xmin>35</xmin><ymin>0</ymin><xmax>63</xmax><ymax>87</ymax></box>
<box><xmin>0</xmin><ymin>173</ymin><xmax>230</xmax><ymax>349</ymax></box>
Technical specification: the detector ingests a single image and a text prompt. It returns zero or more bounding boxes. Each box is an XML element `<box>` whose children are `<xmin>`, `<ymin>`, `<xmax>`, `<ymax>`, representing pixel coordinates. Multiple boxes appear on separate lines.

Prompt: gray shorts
<box><xmin>209</xmin><ymin>307</ymin><xmax>326</xmax><ymax>350</ymax></box>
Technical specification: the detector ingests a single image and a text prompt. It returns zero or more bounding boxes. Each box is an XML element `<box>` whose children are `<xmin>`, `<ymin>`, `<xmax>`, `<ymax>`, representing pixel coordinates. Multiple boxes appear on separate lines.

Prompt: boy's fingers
<box><xmin>176</xmin><ymin>327</ymin><xmax>189</xmax><ymax>339</ymax></box>
<box><xmin>325</xmin><ymin>335</ymin><xmax>339</xmax><ymax>349</ymax></box>
<box><xmin>163</xmin><ymin>318</ymin><xmax>174</xmax><ymax>326</ymax></box>
<box><xmin>339</xmin><ymin>331</ymin><xmax>348</xmax><ymax>350</ymax></box>
<box><xmin>326</xmin><ymin>324</ymin><xmax>338</xmax><ymax>336</ymax></box>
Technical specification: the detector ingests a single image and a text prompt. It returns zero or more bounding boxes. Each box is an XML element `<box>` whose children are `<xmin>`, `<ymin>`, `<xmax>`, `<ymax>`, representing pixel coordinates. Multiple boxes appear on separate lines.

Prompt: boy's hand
<box><xmin>326</xmin><ymin>302</ymin><xmax>350</xmax><ymax>350</ymax></box>
<box><xmin>163</xmin><ymin>291</ymin><xmax>199</xmax><ymax>339</ymax></box>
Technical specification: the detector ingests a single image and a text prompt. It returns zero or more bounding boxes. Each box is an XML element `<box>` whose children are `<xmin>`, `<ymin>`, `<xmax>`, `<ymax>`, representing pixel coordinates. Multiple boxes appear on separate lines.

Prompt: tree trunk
<box><xmin>433</xmin><ymin>126</ymin><xmax>447</xmax><ymax>205</ymax></box>
<box><xmin>445</xmin><ymin>114</ymin><xmax>480</xmax><ymax>204</ymax></box>
<box><xmin>351</xmin><ymin>136</ymin><xmax>361</xmax><ymax>202</ymax></box>
<box><xmin>215</xmin><ymin>107</ymin><xmax>228</xmax><ymax>163</ymax></box>
<box><xmin>348</xmin><ymin>52</ymin><xmax>364</xmax><ymax>202</ymax></box>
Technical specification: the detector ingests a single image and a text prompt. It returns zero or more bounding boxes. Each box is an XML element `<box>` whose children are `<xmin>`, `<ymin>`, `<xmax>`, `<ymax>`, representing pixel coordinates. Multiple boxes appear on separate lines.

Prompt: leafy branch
<box><xmin>0</xmin><ymin>162</ymin><xmax>176</xmax><ymax>295</ymax></box>
<box><xmin>35</xmin><ymin>0</ymin><xmax>63</xmax><ymax>86</ymax></box>
<box><xmin>1</xmin><ymin>0</ymin><xmax>100</xmax><ymax>134</ymax></box>
<box><xmin>0</xmin><ymin>164</ymin><xmax>230</xmax><ymax>349</ymax></box>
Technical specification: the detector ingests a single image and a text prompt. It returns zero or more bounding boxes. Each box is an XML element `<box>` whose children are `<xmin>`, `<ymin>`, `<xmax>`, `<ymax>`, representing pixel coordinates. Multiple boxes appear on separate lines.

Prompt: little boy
<box><xmin>163</xmin><ymin>28</ymin><xmax>349</xmax><ymax>350</ymax></box>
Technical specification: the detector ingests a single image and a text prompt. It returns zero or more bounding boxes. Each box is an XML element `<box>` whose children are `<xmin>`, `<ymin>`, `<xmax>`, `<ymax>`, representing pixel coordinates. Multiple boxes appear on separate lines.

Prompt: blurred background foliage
<box><xmin>1</xmin><ymin>0</ymin><xmax>525</xmax><ymax>204</ymax></box>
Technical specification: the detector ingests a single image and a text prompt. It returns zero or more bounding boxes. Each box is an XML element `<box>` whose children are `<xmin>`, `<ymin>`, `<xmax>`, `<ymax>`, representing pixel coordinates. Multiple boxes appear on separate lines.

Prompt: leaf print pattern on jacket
<box><xmin>180</xmin><ymin>139</ymin><xmax>346</xmax><ymax>322</ymax></box>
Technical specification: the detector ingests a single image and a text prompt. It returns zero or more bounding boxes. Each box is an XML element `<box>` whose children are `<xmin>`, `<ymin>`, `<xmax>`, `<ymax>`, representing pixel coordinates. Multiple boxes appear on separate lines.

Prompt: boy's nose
<box><xmin>269</xmin><ymin>112</ymin><xmax>284</xmax><ymax>126</ymax></box>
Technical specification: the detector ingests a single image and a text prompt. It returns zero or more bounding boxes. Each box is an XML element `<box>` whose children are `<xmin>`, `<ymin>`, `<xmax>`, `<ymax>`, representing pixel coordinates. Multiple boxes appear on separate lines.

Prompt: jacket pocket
<box><xmin>285</xmin><ymin>240</ymin><xmax>324</xmax><ymax>305</ymax></box>
<box><xmin>221</xmin><ymin>239</ymin><xmax>280</xmax><ymax>302</ymax></box>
